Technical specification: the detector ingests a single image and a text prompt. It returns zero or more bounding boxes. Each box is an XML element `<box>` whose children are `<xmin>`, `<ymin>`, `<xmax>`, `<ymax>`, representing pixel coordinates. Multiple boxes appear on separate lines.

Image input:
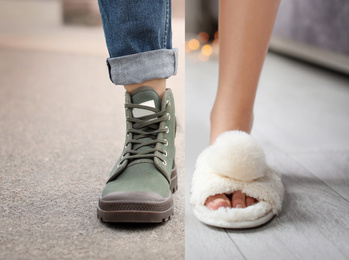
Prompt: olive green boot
<box><xmin>97</xmin><ymin>86</ymin><xmax>177</xmax><ymax>223</ymax></box>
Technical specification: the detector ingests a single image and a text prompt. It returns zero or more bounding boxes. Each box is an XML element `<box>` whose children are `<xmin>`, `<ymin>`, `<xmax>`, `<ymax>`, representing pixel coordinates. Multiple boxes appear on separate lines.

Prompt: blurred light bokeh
<box><xmin>185</xmin><ymin>0</ymin><xmax>349</xmax><ymax>73</ymax></box>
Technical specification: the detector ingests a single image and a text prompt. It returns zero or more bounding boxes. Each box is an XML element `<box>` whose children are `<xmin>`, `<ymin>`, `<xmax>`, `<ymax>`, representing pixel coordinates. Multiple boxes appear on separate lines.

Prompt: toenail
<box><xmin>214</xmin><ymin>198</ymin><xmax>228</xmax><ymax>205</ymax></box>
<box><xmin>236</xmin><ymin>204</ymin><xmax>243</xmax><ymax>208</ymax></box>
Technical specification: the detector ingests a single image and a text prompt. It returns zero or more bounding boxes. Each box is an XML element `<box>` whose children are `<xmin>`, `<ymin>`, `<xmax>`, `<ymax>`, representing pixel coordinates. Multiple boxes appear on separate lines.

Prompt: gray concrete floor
<box><xmin>185</xmin><ymin>52</ymin><xmax>349</xmax><ymax>259</ymax></box>
<box><xmin>0</xmin><ymin>1</ymin><xmax>185</xmax><ymax>259</ymax></box>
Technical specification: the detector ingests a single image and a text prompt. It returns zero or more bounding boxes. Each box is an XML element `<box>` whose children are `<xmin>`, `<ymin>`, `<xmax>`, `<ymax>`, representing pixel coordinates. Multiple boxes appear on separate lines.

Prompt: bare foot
<box><xmin>232</xmin><ymin>191</ymin><xmax>257</xmax><ymax>208</ymax></box>
<box><xmin>205</xmin><ymin>193</ymin><xmax>231</xmax><ymax>210</ymax></box>
<box><xmin>205</xmin><ymin>191</ymin><xmax>258</xmax><ymax>210</ymax></box>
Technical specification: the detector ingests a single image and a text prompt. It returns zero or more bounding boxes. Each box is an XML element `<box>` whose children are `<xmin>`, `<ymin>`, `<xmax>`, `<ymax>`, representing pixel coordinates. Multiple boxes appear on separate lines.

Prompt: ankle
<box><xmin>210</xmin><ymin>106</ymin><xmax>254</xmax><ymax>144</ymax></box>
<box><xmin>124</xmin><ymin>79</ymin><xmax>166</xmax><ymax>98</ymax></box>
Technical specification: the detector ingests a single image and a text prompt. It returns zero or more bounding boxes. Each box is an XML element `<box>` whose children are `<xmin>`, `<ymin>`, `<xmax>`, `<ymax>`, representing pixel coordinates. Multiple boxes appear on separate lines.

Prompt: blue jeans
<box><xmin>98</xmin><ymin>0</ymin><xmax>178</xmax><ymax>85</ymax></box>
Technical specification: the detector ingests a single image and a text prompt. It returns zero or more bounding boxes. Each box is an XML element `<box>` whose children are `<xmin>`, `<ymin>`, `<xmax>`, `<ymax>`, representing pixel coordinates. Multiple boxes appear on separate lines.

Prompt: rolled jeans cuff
<box><xmin>107</xmin><ymin>48</ymin><xmax>178</xmax><ymax>85</ymax></box>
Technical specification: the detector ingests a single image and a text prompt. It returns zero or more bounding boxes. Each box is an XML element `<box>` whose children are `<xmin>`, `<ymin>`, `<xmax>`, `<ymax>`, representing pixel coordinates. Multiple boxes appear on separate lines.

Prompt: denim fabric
<box><xmin>107</xmin><ymin>49</ymin><xmax>178</xmax><ymax>85</ymax></box>
<box><xmin>98</xmin><ymin>0</ymin><xmax>178</xmax><ymax>85</ymax></box>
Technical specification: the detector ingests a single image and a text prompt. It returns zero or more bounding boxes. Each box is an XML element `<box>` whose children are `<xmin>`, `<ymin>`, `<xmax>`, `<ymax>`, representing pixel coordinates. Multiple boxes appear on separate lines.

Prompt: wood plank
<box><xmin>227</xmin><ymin>133</ymin><xmax>349</xmax><ymax>260</ymax></box>
<box><xmin>254</xmin><ymin>53</ymin><xmax>349</xmax><ymax>154</ymax></box>
<box><xmin>291</xmin><ymin>152</ymin><xmax>349</xmax><ymax>201</ymax></box>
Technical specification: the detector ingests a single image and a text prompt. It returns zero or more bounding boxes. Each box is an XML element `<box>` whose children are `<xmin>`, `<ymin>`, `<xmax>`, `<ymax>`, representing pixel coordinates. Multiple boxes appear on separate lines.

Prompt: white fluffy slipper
<box><xmin>190</xmin><ymin>131</ymin><xmax>284</xmax><ymax>228</ymax></box>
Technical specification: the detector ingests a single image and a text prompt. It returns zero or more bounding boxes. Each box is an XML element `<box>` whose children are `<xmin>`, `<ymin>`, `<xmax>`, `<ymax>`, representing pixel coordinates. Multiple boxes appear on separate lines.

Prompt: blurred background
<box><xmin>185</xmin><ymin>1</ymin><xmax>349</xmax><ymax>260</ymax></box>
<box><xmin>186</xmin><ymin>0</ymin><xmax>349</xmax><ymax>74</ymax></box>
<box><xmin>0</xmin><ymin>0</ymin><xmax>185</xmax><ymax>259</ymax></box>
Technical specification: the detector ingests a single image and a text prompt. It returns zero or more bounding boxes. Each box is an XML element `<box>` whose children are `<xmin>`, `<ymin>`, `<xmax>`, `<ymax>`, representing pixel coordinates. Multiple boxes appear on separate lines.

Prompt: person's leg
<box><xmin>125</xmin><ymin>79</ymin><xmax>166</xmax><ymax>98</ymax></box>
<box><xmin>98</xmin><ymin>0</ymin><xmax>177</xmax><ymax>96</ymax></box>
<box><xmin>206</xmin><ymin>0</ymin><xmax>281</xmax><ymax>210</ymax></box>
<box><xmin>97</xmin><ymin>0</ymin><xmax>178</xmax><ymax>223</ymax></box>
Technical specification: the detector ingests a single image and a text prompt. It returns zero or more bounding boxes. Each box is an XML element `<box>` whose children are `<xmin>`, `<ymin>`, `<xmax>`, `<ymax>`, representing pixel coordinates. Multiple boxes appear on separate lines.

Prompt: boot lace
<box><xmin>119</xmin><ymin>101</ymin><xmax>170</xmax><ymax>166</ymax></box>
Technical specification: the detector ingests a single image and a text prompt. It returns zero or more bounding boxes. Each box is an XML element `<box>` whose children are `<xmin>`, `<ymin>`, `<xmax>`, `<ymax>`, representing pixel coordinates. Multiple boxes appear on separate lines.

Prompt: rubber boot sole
<box><xmin>97</xmin><ymin>167</ymin><xmax>178</xmax><ymax>223</ymax></box>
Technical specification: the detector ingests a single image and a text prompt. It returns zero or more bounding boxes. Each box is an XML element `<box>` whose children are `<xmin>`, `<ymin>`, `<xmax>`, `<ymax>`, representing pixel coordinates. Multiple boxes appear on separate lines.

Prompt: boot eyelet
<box><xmin>163</xmin><ymin>151</ymin><xmax>167</xmax><ymax>157</ymax></box>
<box><xmin>164</xmin><ymin>139</ymin><xmax>168</xmax><ymax>146</ymax></box>
<box><xmin>166</xmin><ymin>100</ymin><xmax>170</xmax><ymax>105</ymax></box>
<box><xmin>166</xmin><ymin>113</ymin><xmax>170</xmax><ymax>120</ymax></box>
<box><xmin>117</xmin><ymin>163</ymin><xmax>121</xmax><ymax>168</ymax></box>
<box><xmin>165</xmin><ymin>126</ymin><xmax>169</xmax><ymax>133</ymax></box>
<box><xmin>162</xmin><ymin>160</ymin><xmax>167</xmax><ymax>166</ymax></box>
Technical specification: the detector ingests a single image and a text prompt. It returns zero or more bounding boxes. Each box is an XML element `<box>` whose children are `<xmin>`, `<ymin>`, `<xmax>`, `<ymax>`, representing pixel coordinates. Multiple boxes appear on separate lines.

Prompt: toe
<box><xmin>246</xmin><ymin>196</ymin><xmax>257</xmax><ymax>207</ymax></box>
<box><xmin>232</xmin><ymin>191</ymin><xmax>246</xmax><ymax>208</ymax></box>
<box><xmin>205</xmin><ymin>194</ymin><xmax>231</xmax><ymax>210</ymax></box>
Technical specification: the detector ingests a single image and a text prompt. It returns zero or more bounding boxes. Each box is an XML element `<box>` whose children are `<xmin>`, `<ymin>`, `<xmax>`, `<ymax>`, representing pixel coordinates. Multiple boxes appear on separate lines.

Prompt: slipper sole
<box><xmin>194</xmin><ymin>209</ymin><xmax>274</xmax><ymax>229</ymax></box>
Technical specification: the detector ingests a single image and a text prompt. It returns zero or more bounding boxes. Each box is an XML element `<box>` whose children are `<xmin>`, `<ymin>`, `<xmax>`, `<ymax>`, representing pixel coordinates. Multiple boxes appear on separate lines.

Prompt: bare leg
<box><xmin>206</xmin><ymin>0</ymin><xmax>280</xmax><ymax>210</ymax></box>
<box><xmin>124</xmin><ymin>79</ymin><xmax>166</xmax><ymax>98</ymax></box>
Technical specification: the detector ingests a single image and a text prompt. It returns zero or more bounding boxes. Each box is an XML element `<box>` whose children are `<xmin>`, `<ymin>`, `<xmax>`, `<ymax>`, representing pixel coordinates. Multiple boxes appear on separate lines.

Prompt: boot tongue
<box><xmin>131</xmin><ymin>86</ymin><xmax>161</xmax><ymax>117</ymax></box>
<box><xmin>129</xmin><ymin>86</ymin><xmax>162</xmax><ymax>163</ymax></box>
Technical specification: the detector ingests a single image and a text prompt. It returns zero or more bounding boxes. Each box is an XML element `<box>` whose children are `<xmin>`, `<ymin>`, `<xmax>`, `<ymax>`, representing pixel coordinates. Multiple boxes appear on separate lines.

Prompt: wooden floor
<box><xmin>185</xmin><ymin>53</ymin><xmax>349</xmax><ymax>260</ymax></box>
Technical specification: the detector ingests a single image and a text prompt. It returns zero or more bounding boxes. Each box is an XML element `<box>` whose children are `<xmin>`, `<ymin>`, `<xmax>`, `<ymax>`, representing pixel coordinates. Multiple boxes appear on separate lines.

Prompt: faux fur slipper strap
<box><xmin>190</xmin><ymin>131</ymin><xmax>284</xmax><ymax>217</ymax></box>
<box><xmin>201</xmin><ymin>131</ymin><xmax>267</xmax><ymax>182</ymax></box>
